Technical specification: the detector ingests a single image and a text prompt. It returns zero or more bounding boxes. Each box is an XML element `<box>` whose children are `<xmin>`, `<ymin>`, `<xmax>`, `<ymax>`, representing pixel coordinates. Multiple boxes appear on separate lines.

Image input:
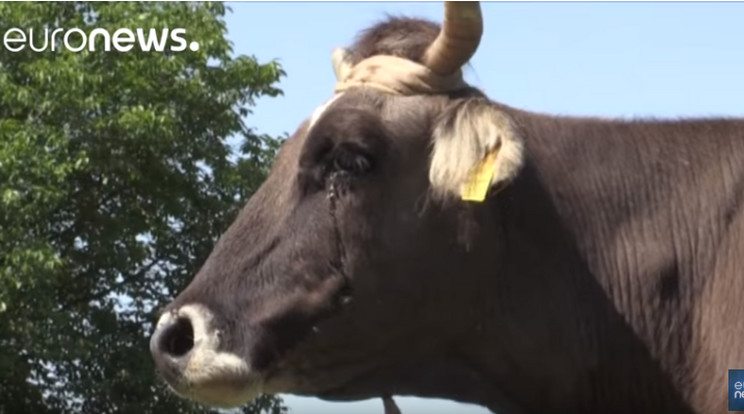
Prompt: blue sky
<box><xmin>222</xmin><ymin>2</ymin><xmax>744</xmax><ymax>413</ymax></box>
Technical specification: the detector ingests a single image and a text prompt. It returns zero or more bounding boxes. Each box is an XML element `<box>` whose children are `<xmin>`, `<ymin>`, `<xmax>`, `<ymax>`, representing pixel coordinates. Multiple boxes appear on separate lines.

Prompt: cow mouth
<box><xmin>166</xmin><ymin>372</ymin><xmax>264</xmax><ymax>408</ymax></box>
<box><xmin>161</xmin><ymin>351</ymin><xmax>302</xmax><ymax>409</ymax></box>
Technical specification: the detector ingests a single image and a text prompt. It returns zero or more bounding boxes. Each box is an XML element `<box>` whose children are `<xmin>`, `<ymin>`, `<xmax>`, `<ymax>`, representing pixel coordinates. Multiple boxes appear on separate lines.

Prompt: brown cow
<box><xmin>150</xmin><ymin>2</ymin><xmax>744</xmax><ymax>413</ymax></box>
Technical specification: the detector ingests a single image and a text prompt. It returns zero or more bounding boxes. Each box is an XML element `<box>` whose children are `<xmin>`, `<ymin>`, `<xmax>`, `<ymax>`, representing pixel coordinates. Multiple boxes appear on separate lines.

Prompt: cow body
<box><xmin>425</xmin><ymin>109</ymin><xmax>744</xmax><ymax>413</ymax></box>
<box><xmin>149</xmin><ymin>5</ymin><xmax>744</xmax><ymax>413</ymax></box>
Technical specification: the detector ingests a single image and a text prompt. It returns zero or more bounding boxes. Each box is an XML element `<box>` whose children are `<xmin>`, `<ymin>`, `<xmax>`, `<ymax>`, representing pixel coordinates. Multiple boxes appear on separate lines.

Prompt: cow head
<box><xmin>150</xmin><ymin>2</ymin><xmax>524</xmax><ymax>408</ymax></box>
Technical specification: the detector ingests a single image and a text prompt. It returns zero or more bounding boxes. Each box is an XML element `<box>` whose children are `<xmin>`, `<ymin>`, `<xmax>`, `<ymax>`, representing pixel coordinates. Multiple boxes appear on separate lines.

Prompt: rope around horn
<box><xmin>332</xmin><ymin>49</ymin><xmax>469</xmax><ymax>96</ymax></box>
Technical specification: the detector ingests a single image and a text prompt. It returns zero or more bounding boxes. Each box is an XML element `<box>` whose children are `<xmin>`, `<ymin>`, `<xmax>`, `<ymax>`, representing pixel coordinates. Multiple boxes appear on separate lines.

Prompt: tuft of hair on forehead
<box><xmin>349</xmin><ymin>17</ymin><xmax>440</xmax><ymax>65</ymax></box>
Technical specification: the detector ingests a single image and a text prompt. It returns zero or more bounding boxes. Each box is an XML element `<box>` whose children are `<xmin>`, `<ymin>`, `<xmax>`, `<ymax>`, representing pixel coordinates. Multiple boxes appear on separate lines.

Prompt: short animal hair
<box><xmin>340</xmin><ymin>17</ymin><xmax>526</xmax><ymax>201</ymax></box>
<box><xmin>349</xmin><ymin>17</ymin><xmax>440</xmax><ymax>64</ymax></box>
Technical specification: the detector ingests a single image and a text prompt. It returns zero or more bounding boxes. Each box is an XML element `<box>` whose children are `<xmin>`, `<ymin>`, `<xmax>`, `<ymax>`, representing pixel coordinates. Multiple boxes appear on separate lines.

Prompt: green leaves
<box><xmin>0</xmin><ymin>2</ymin><xmax>287</xmax><ymax>413</ymax></box>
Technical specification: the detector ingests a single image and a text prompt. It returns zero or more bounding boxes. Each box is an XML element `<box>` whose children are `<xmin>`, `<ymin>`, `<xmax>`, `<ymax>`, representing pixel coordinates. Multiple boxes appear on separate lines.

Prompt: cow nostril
<box><xmin>160</xmin><ymin>317</ymin><xmax>194</xmax><ymax>358</ymax></box>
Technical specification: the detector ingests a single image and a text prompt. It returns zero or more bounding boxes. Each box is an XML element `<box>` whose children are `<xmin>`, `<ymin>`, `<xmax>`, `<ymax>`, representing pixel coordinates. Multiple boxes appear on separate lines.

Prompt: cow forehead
<box><xmin>306</xmin><ymin>91</ymin><xmax>386</xmax><ymax>131</ymax></box>
<box><xmin>306</xmin><ymin>90</ymin><xmax>446</xmax><ymax>137</ymax></box>
<box><xmin>309</xmin><ymin>93</ymin><xmax>346</xmax><ymax>130</ymax></box>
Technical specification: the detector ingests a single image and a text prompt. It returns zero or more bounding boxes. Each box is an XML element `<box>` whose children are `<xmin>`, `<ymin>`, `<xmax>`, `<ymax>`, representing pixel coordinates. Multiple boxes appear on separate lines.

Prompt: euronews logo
<box><xmin>1</xmin><ymin>27</ymin><xmax>199</xmax><ymax>53</ymax></box>
<box><xmin>730</xmin><ymin>369</ymin><xmax>744</xmax><ymax>411</ymax></box>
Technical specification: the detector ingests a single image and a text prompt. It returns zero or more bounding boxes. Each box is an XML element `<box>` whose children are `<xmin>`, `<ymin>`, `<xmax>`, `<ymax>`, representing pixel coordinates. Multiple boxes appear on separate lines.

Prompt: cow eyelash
<box><xmin>330</xmin><ymin>147</ymin><xmax>373</xmax><ymax>176</ymax></box>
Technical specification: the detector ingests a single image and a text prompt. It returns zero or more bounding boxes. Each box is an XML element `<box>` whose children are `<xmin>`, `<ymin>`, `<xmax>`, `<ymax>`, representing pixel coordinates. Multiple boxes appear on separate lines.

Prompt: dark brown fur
<box><xmin>154</xmin><ymin>16</ymin><xmax>744</xmax><ymax>414</ymax></box>
<box><xmin>350</xmin><ymin>17</ymin><xmax>440</xmax><ymax>65</ymax></box>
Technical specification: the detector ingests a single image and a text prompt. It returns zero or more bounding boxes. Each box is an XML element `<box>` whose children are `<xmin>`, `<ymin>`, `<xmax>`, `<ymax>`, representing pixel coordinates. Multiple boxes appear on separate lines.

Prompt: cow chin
<box><xmin>167</xmin><ymin>350</ymin><xmax>262</xmax><ymax>408</ymax></box>
<box><xmin>172</xmin><ymin>377</ymin><xmax>261</xmax><ymax>409</ymax></box>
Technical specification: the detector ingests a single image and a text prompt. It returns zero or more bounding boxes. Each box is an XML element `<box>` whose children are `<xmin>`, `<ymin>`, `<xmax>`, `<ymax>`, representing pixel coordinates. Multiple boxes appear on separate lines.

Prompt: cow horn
<box><xmin>422</xmin><ymin>1</ymin><xmax>483</xmax><ymax>75</ymax></box>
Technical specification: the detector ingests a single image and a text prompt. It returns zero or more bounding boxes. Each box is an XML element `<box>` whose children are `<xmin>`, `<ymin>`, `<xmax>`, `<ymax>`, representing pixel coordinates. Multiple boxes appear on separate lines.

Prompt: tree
<box><xmin>0</xmin><ymin>3</ymin><xmax>288</xmax><ymax>413</ymax></box>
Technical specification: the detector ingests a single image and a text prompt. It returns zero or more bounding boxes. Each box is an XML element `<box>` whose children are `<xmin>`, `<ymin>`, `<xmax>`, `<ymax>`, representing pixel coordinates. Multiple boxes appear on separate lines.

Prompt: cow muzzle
<box><xmin>149</xmin><ymin>304</ymin><xmax>260</xmax><ymax>407</ymax></box>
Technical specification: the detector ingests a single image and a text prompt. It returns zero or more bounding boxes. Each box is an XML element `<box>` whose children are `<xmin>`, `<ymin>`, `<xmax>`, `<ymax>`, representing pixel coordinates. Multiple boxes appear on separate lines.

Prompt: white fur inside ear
<box><xmin>429</xmin><ymin>99</ymin><xmax>524</xmax><ymax>199</ymax></box>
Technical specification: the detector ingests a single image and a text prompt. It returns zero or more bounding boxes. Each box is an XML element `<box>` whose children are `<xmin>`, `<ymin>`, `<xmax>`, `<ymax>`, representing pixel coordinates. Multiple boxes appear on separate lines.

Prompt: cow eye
<box><xmin>332</xmin><ymin>148</ymin><xmax>372</xmax><ymax>176</ymax></box>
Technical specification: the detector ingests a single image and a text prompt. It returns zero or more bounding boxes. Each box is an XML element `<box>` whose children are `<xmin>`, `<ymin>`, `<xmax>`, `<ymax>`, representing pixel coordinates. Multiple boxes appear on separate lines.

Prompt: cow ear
<box><xmin>429</xmin><ymin>98</ymin><xmax>524</xmax><ymax>201</ymax></box>
<box><xmin>331</xmin><ymin>48</ymin><xmax>354</xmax><ymax>81</ymax></box>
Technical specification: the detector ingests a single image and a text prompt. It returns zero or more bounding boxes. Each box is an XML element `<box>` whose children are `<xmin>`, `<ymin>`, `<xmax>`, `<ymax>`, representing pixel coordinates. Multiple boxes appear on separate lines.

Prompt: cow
<box><xmin>149</xmin><ymin>2</ymin><xmax>744</xmax><ymax>413</ymax></box>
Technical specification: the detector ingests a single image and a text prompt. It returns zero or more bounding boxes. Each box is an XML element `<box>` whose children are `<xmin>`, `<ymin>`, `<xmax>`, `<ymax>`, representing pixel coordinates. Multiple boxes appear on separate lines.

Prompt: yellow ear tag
<box><xmin>461</xmin><ymin>149</ymin><xmax>499</xmax><ymax>202</ymax></box>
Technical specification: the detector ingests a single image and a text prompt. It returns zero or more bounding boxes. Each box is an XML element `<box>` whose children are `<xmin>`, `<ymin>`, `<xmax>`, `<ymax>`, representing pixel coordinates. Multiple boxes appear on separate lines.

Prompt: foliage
<box><xmin>0</xmin><ymin>2</ymin><xmax>287</xmax><ymax>413</ymax></box>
